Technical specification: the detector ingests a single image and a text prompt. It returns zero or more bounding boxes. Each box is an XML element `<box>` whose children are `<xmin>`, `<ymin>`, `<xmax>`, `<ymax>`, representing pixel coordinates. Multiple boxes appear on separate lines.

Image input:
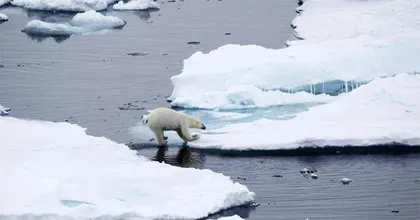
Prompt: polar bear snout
<box><xmin>201</xmin><ymin>124</ymin><xmax>206</xmax><ymax>130</ymax></box>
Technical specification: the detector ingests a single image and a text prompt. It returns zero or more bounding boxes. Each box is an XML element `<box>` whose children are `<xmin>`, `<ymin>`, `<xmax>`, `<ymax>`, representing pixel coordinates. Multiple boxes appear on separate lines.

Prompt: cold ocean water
<box><xmin>0</xmin><ymin>0</ymin><xmax>419</xmax><ymax>219</ymax></box>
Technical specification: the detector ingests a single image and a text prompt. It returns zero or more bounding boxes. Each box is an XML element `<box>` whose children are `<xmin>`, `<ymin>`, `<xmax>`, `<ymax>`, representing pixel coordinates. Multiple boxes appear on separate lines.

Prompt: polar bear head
<box><xmin>188</xmin><ymin>116</ymin><xmax>206</xmax><ymax>130</ymax></box>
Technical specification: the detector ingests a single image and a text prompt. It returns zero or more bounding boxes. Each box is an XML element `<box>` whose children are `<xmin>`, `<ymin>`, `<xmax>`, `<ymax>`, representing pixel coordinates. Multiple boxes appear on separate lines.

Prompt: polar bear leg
<box><xmin>180</xmin><ymin>123</ymin><xmax>199</xmax><ymax>142</ymax></box>
<box><xmin>152</xmin><ymin>128</ymin><xmax>167</xmax><ymax>146</ymax></box>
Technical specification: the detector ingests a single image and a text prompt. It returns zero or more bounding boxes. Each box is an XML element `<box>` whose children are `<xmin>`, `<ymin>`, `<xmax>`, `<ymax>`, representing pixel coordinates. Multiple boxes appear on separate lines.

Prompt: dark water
<box><xmin>1</xmin><ymin>0</ymin><xmax>420</xmax><ymax>220</ymax></box>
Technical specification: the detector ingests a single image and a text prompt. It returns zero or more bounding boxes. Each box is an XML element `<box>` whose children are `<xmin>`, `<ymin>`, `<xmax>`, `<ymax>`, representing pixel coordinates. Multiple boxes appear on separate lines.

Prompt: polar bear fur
<box><xmin>143</xmin><ymin>107</ymin><xmax>206</xmax><ymax>146</ymax></box>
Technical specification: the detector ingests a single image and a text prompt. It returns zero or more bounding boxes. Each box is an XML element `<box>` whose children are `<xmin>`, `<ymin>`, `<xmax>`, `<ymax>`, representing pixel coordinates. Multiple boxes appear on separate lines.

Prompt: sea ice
<box><xmin>0</xmin><ymin>104</ymin><xmax>11</xmax><ymax>116</ymax></box>
<box><xmin>0</xmin><ymin>117</ymin><xmax>255</xmax><ymax>218</ymax></box>
<box><xmin>0</xmin><ymin>0</ymin><xmax>9</xmax><ymax>7</ymax></box>
<box><xmin>113</xmin><ymin>0</ymin><xmax>159</xmax><ymax>11</ymax></box>
<box><xmin>215</xmin><ymin>215</ymin><xmax>246</xmax><ymax>220</ymax></box>
<box><xmin>169</xmin><ymin>34</ymin><xmax>420</xmax><ymax>109</ymax></box>
<box><xmin>11</xmin><ymin>0</ymin><xmax>117</xmax><ymax>12</ymax></box>
<box><xmin>22</xmin><ymin>10</ymin><xmax>126</xmax><ymax>36</ymax></box>
<box><xmin>0</xmin><ymin>12</ymin><xmax>8</xmax><ymax>22</ymax></box>
<box><xmin>290</xmin><ymin>0</ymin><xmax>420</xmax><ymax>45</ymax></box>
<box><xmin>188</xmin><ymin>73</ymin><xmax>420</xmax><ymax>150</ymax></box>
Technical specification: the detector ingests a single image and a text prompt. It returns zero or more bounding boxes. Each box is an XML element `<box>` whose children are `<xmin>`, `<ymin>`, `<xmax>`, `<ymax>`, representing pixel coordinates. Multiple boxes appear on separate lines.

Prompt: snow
<box><xmin>11</xmin><ymin>0</ymin><xmax>117</xmax><ymax>12</ymax></box>
<box><xmin>22</xmin><ymin>10</ymin><xmax>126</xmax><ymax>36</ymax></box>
<box><xmin>113</xmin><ymin>0</ymin><xmax>159</xmax><ymax>11</ymax></box>
<box><xmin>290</xmin><ymin>0</ymin><xmax>420</xmax><ymax>45</ymax></box>
<box><xmin>0</xmin><ymin>117</ymin><xmax>255</xmax><ymax>219</ymax></box>
<box><xmin>0</xmin><ymin>12</ymin><xmax>8</xmax><ymax>22</ymax></box>
<box><xmin>0</xmin><ymin>0</ymin><xmax>9</xmax><ymax>7</ymax></box>
<box><xmin>188</xmin><ymin>73</ymin><xmax>420</xmax><ymax>150</ymax></box>
<box><xmin>215</xmin><ymin>215</ymin><xmax>245</xmax><ymax>220</ymax></box>
<box><xmin>0</xmin><ymin>104</ymin><xmax>11</xmax><ymax>116</ymax></box>
<box><xmin>169</xmin><ymin>34</ymin><xmax>420</xmax><ymax>110</ymax></box>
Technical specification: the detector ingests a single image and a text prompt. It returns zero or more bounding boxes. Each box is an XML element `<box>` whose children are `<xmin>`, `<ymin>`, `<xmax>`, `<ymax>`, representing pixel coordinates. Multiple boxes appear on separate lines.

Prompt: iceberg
<box><xmin>0</xmin><ymin>104</ymin><xmax>11</xmax><ymax>116</ymax></box>
<box><xmin>113</xmin><ymin>0</ymin><xmax>159</xmax><ymax>11</ymax></box>
<box><xmin>169</xmin><ymin>34</ymin><xmax>420</xmax><ymax>109</ymax></box>
<box><xmin>0</xmin><ymin>0</ymin><xmax>9</xmax><ymax>7</ymax></box>
<box><xmin>189</xmin><ymin>73</ymin><xmax>420</xmax><ymax>150</ymax></box>
<box><xmin>290</xmin><ymin>0</ymin><xmax>420</xmax><ymax>45</ymax></box>
<box><xmin>10</xmin><ymin>0</ymin><xmax>117</xmax><ymax>12</ymax></box>
<box><xmin>0</xmin><ymin>12</ymin><xmax>8</xmax><ymax>22</ymax></box>
<box><xmin>0</xmin><ymin>116</ymin><xmax>255</xmax><ymax>218</ymax></box>
<box><xmin>22</xmin><ymin>10</ymin><xmax>126</xmax><ymax>36</ymax></box>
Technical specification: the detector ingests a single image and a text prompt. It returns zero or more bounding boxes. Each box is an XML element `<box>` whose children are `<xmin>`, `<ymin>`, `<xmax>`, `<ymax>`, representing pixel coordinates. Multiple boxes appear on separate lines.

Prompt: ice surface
<box><xmin>169</xmin><ymin>34</ymin><xmax>420</xmax><ymax>109</ymax></box>
<box><xmin>11</xmin><ymin>0</ymin><xmax>117</xmax><ymax>12</ymax></box>
<box><xmin>22</xmin><ymin>10</ymin><xmax>126</xmax><ymax>36</ymax></box>
<box><xmin>188</xmin><ymin>73</ymin><xmax>420</xmax><ymax>150</ymax></box>
<box><xmin>0</xmin><ymin>0</ymin><xmax>9</xmax><ymax>7</ymax></box>
<box><xmin>290</xmin><ymin>0</ymin><xmax>420</xmax><ymax>45</ymax></box>
<box><xmin>0</xmin><ymin>117</ymin><xmax>255</xmax><ymax>218</ymax></box>
<box><xmin>0</xmin><ymin>104</ymin><xmax>11</xmax><ymax>116</ymax></box>
<box><xmin>172</xmin><ymin>84</ymin><xmax>335</xmax><ymax>110</ymax></box>
<box><xmin>215</xmin><ymin>215</ymin><xmax>245</xmax><ymax>220</ymax></box>
<box><xmin>0</xmin><ymin>12</ymin><xmax>8</xmax><ymax>22</ymax></box>
<box><xmin>113</xmin><ymin>0</ymin><xmax>159</xmax><ymax>11</ymax></box>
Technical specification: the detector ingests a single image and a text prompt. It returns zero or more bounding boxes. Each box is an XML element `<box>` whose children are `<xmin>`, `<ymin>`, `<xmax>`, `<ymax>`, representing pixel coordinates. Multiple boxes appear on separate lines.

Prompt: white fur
<box><xmin>144</xmin><ymin>107</ymin><xmax>206</xmax><ymax>146</ymax></box>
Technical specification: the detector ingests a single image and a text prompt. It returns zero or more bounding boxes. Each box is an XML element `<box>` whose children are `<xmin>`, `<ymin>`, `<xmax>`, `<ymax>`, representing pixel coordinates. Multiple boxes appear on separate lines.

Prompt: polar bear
<box><xmin>143</xmin><ymin>107</ymin><xmax>206</xmax><ymax>146</ymax></box>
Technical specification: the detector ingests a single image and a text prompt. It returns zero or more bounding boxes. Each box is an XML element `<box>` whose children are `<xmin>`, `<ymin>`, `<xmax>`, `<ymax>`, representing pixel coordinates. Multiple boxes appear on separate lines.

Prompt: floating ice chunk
<box><xmin>0</xmin><ymin>116</ymin><xmax>255</xmax><ymax>218</ymax></box>
<box><xmin>22</xmin><ymin>20</ymin><xmax>75</xmax><ymax>36</ymax></box>
<box><xmin>188</xmin><ymin>73</ymin><xmax>420</xmax><ymax>150</ymax></box>
<box><xmin>113</xmin><ymin>0</ymin><xmax>159</xmax><ymax>11</ymax></box>
<box><xmin>290</xmin><ymin>0</ymin><xmax>420</xmax><ymax>44</ymax></box>
<box><xmin>169</xmin><ymin>34</ymin><xmax>420</xmax><ymax>109</ymax></box>
<box><xmin>0</xmin><ymin>0</ymin><xmax>9</xmax><ymax>7</ymax></box>
<box><xmin>22</xmin><ymin>10</ymin><xmax>126</xmax><ymax>36</ymax></box>
<box><xmin>11</xmin><ymin>0</ymin><xmax>117</xmax><ymax>12</ymax></box>
<box><xmin>215</xmin><ymin>215</ymin><xmax>246</xmax><ymax>220</ymax></box>
<box><xmin>0</xmin><ymin>104</ymin><xmax>11</xmax><ymax>116</ymax></box>
<box><xmin>340</xmin><ymin>178</ymin><xmax>352</xmax><ymax>185</ymax></box>
<box><xmin>310</xmin><ymin>173</ymin><xmax>318</xmax><ymax>179</ymax></box>
<box><xmin>0</xmin><ymin>13</ymin><xmax>8</xmax><ymax>22</ymax></box>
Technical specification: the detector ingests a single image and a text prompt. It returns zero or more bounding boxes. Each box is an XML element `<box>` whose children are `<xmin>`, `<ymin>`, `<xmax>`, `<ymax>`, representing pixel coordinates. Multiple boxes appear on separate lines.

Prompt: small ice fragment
<box><xmin>300</xmin><ymin>168</ymin><xmax>309</xmax><ymax>174</ymax></box>
<box><xmin>340</xmin><ymin>177</ymin><xmax>352</xmax><ymax>184</ymax></box>
<box><xmin>310</xmin><ymin>173</ymin><xmax>318</xmax><ymax>179</ymax></box>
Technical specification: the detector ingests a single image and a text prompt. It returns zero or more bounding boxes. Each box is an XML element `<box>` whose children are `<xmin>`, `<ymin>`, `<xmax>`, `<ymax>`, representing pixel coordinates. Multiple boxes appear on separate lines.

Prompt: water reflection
<box><xmin>153</xmin><ymin>145</ymin><xmax>206</xmax><ymax>168</ymax></box>
<box><xmin>26</xmin><ymin>9</ymin><xmax>76</xmax><ymax>23</ymax></box>
<box><xmin>24</xmin><ymin>33</ymin><xmax>71</xmax><ymax>43</ymax></box>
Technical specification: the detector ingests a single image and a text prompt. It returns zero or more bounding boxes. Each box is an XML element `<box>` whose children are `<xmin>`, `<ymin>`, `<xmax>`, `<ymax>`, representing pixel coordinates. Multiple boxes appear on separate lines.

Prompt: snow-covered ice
<box><xmin>215</xmin><ymin>215</ymin><xmax>245</xmax><ymax>220</ymax></box>
<box><xmin>22</xmin><ymin>10</ymin><xmax>126</xmax><ymax>36</ymax></box>
<box><xmin>169</xmin><ymin>34</ymin><xmax>420</xmax><ymax>110</ymax></box>
<box><xmin>113</xmin><ymin>0</ymin><xmax>159</xmax><ymax>11</ymax></box>
<box><xmin>11</xmin><ymin>0</ymin><xmax>117</xmax><ymax>12</ymax></box>
<box><xmin>0</xmin><ymin>104</ymin><xmax>11</xmax><ymax>116</ymax></box>
<box><xmin>188</xmin><ymin>73</ymin><xmax>420</xmax><ymax>150</ymax></box>
<box><xmin>0</xmin><ymin>0</ymin><xmax>9</xmax><ymax>7</ymax></box>
<box><xmin>290</xmin><ymin>0</ymin><xmax>420</xmax><ymax>45</ymax></box>
<box><xmin>0</xmin><ymin>117</ymin><xmax>255</xmax><ymax>219</ymax></box>
<box><xmin>0</xmin><ymin>12</ymin><xmax>8</xmax><ymax>22</ymax></box>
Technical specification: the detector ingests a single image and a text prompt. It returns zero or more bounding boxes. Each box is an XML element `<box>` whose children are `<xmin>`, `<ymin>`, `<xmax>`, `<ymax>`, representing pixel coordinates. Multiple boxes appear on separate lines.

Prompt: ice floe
<box><xmin>11</xmin><ymin>0</ymin><xmax>117</xmax><ymax>12</ymax></box>
<box><xmin>22</xmin><ymin>10</ymin><xmax>126</xmax><ymax>36</ymax></box>
<box><xmin>113</xmin><ymin>0</ymin><xmax>159</xmax><ymax>11</ymax></box>
<box><xmin>0</xmin><ymin>0</ymin><xmax>9</xmax><ymax>7</ymax></box>
<box><xmin>215</xmin><ymin>215</ymin><xmax>246</xmax><ymax>220</ymax></box>
<box><xmin>0</xmin><ymin>116</ymin><xmax>255</xmax><ymax>218</ymax></box>
<box><xmin>189</xmin><ymin>73</ymin><xmax>420</xmax><ymax>150</ymax></box>
<box><xmin>169</xmin><ymin>34</ymin><xmax>420</xmax><ymax>109</ymax></box>
<box><xmin>0</xmin><ymin>104</ymin><xmax>11</xmax><ymax>116</ymax></box>
<box><xmin>0</xmin><ymin>12</ymin><xmax>8</xmax><ymax>22</ymax></box>
<box><xmin>290</xmin><ymin>0</ymin><xmax>420</xmax><ymax>45</ymax></box>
